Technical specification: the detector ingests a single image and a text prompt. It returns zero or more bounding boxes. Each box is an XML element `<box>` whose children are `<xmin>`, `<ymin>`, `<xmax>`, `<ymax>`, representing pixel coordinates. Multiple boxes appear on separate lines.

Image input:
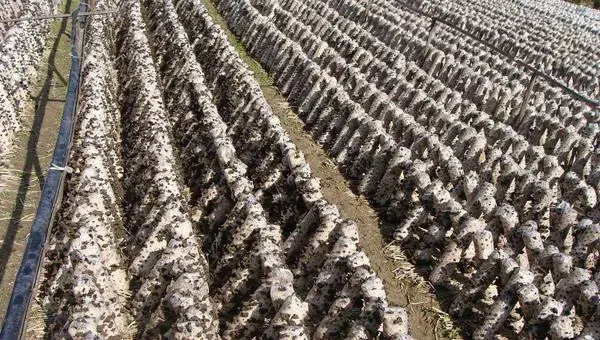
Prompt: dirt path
<box><xmin>0</xmin><ymin>0</ymin><xmax>79</xmax><ymax>327</ymax></box>
<box><xmin>200</xmin><ymin>0</ymin><xmax>460</xmax><ymax>338</ymax></box>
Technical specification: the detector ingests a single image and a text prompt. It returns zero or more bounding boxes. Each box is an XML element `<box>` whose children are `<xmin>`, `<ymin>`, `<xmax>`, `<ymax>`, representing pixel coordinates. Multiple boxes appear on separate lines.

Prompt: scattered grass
<box><xmin>0</xmin><ymin>0</ymin><xmax>80</xmax><ymax>335</ymax></box>
<box><xmin>199</xmin><ymin>0</ymin><xmax>463</xmax><ymax>338</ymax></box>
<box><xmin>566</xmin><ymin>0</ymin><xmax>600</xmax><ymax>8</ymax></box>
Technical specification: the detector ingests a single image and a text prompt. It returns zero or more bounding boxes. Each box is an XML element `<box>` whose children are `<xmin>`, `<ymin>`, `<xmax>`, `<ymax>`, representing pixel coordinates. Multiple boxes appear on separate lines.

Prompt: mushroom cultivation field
<box><xmin>3</xmin><ymin>0</ymin><xmax>595</xmax><ymax>338</ymax></box>
<box><xmin>35</xmin><ymin>0</ymin><xmax>411</xmax><ymax>338</ymax></box>
<box><xmin>411</xmin><ymin>0</ymin><xmax>600</xmax><ymax>98</ymax></box>
<box><xmin>214</xmin><ymin>0</ymin><xmax>600</xmax><ymax>338</ymax></box>
<box><xmin>0</xmin><ymin>0</ymin><xmax>55</xmax><ymax>184</ymax></box>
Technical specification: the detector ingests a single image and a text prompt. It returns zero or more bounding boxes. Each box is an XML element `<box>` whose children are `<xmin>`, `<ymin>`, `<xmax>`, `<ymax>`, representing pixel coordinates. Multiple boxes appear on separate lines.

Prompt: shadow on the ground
<box><xmin>0</xmin><ymin>0</ymin><xmax>73</xmax><ymax>287</ymax></box>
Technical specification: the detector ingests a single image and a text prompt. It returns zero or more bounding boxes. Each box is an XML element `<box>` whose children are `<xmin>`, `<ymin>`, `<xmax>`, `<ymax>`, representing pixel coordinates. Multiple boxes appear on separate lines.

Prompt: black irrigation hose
<box><xmin>0</xmin><ymin>0</ymin><xmax>596</xmax><ymax>337</ymax></box>
<box><xmin>0</xmin><ymin>2</ymin><xmax>88</xmax><ymax>339</ymax></box>
<box><xmin>395</xmin><ymin>0</ymin><xmax>600</xmax><ymax>109</ymax></box>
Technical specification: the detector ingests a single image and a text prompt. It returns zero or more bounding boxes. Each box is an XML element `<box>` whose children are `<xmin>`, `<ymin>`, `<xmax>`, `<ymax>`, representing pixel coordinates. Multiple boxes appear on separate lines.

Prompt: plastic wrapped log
<box><xmin>473</xmin><ymin>230</ymin><xmax>495</xmax><ymax>260</ymax></box>
<box><xmin>281</xmin><ymin>54</ymin><xmax>309</xmax><ymax>96</ymax></box>
<box><xmin>425</xmin><ymin>180</ymin><xmax>463</xmax><ymax>217</ymax></box>
<box><xmin>495</xmin><ymin>203</ymin><xmax>519</xmax><ymax>235</ymax></box>
<box><xmin>292</xmin><ymin>204</ymin><xmax>342</xmax><ymax>285</ymax></box>
<box><xmin>346</xmin><ymin>325</ymin><xmax>370</xmax><ymax>340</ymax></box>
<box><xmin>578</xmin><ymin>280</ymin><xmax>599</xmax><ymax>318</ymax></box>
<box><xmin>573</xmin><ymin>224</ymin><xmax>600</xmax><ymax>266</ymax></box>
<box><xmin>262</xmin><ymin>294</ymin><xmax>309</xmax><ymax>339</ymax></box>
<box><xmin>555</xmin><ymin>267</ymin><xmax>592</xmax><ymax>307</ymax></box>
<box><xmin>213</xmin><ymin>266</ymin><xmax>251</xmax><ymax>314</ymax></box>
<box><xmin>329</xmin><ymin>108</ymin><xmax>363</xmax><ymax>159</ymax></box>
<box><xmin>393</xmin><ymin>206</ymin><xmax>425</xmax><ymax>242</ymax></box>
<box><xmin>578</xmin><ymin>305</ymin><xmax>600</xmax><ymax>339</ymax></box>
<box><xmin>58</xmin><ymin>156</ymin><xmax>128</xmax><ymax>336</ymax></box>
<box><xmin>535</xmin><ymin>296</ymin><xmax>564</xmax><ymax>324</ymax></box>
<box><xmin>550</xmin><ymin>202</ymin><xmax>578</xmax><ymax>248</ymax></box>
<box><xmin>517</xmin><ymin>283</ymin><xmax>540</xmax><ymax>320</ymax></box>
<box><xmin>270</xmin><ymin>271</ymin><xmax>296</xmax><ymax>310</ymax></box>
<box><xmin>312</xmin><ymin>295</ymin><xmax>353</xmax><ymax>340</ymax></box>
<box><xmin>132</xmin><ymin>234</ymin><xmax>208</xmax><ymax>321</ymax></box>
<box><xmin>283</xmin><ymin>199</ymin><xmax>329</xmax><ymax>259</ymax></box>
<box><xmin>539</xmin><ymin>271</ymin><xmax>557</xmax><ymax>296</ymax></box>
<box><xmin>348</xmin><ymin>120</ymin><xmax>386</xmax><ymax>180</ymax></box>
<box><xmin>380</xmin><ymin>307</ymin><xmax>410</xmax><ymax>337</ymax></box>
<box><xmin>359</xmin><ymin>275</ymin><xmax>388</xmax><ymax>334</ymax></box>
<box><xmin>552</xmin><ymin>253</ymin><xmax>574</xmax><ymax>281</ymax></box>
<box><xmin>305</xmin><ymin>234</ymin><xmax>358</xmax><ymax>318</ymax></box>
<box><xmin>221</xmin><ymin>268</ymin><xmax>294</xmax><ymax>338</ymax></box>
<box><xmin>215</xmin><ymin>224</ymin><xmax>282</xmax><ymax>313</ymax></box>
<box><xmin>374</xmin><ymin>146</ymin><xmax>412</xmax><ymax>206</ymax></box>
<box><xmin>335</xmin><ymin>118</ymin><xmax>371</xmax><ymax>168</ymax></box>
<box><xmin>313</xmin><ymin>265</ymin><xmax>374</xmax><ymax>339</ymax></box>
<box><xmin>213</xmin><ymin>201</ymin><xmax>268</xmax><ymax>277</ymax></box>
<box><xmin>450</xmin><ymin>250</ymin><xmax>504</xmax><ymax>316</ymax></box>
<box><xmin>297</xmin><ymin>73</ymin><xmax>331</xmax><ymax>121</ymax></box>
<box><xmin>358</xmin><ymin>135</ymin><xmax>396</xmax><ymax>196</ymax></box>
<box><xmin>473</xmin><ymin>269</ymin><xmax>534</xmax><ymax>340</ymax></box>
<box><xmin>520</xmin><ymin>222</ymin><xmax>544</xmax><ymax>256</ymax></box>
<box><xmin>430</xmin><ymin>241</ymin><xmax>462</xmax><ymax>286</ymax></box>
<box><xmin>288</xmin><ymin>61</ymin><xmax>320</xmax><ymax>108</ymax></box>
<box><xmin>462</xmin><ymin>132</ymin><xmax>487</xmax><ymax>170</ymax></box>
<box><xmin>162</xmin><ymin>272</ymin><xmax>219</xmax><ymax>339</ymax></box>
<box><xmin>461</xmin><ymin>171</ymin><xmax>480</xmax><ymax>203</ymax></box>
<box><xmin>405</xmin><ymin>160</ymin><xmax>432</xmax><ymax>191</ymax></box>
<box><xmin>437</xmin><ymin>147</ymin><xmax>464</xmax><ymax>184</ymax></box>
<box><xmin>277</xmin><ymin>325</ymin><xmax>309</xmax><ymax>340</ymax></box>
<box><xmin>66</xmin><ymin>241</ymin><xmax>127</xmax><ymax>339</ymax></box>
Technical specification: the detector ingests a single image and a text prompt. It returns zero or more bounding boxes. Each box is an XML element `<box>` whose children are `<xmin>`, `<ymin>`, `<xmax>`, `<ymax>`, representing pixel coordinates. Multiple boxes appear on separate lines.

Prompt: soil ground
<box><xmin>2</xmin><ymin>0</ymin><xmax>462</xmax><ymax>338</ymax></box>
<box><xmin>0</xmin><ymin>0</ymin><xmax>79</xmax><ymax>328</ymax></box>
<box><xmin>566</xmin><ymin>0</ymin><xmax>600</xmax><ymax>9</ymax></box>
<box><xmin>200</xmin><ymin>0</ymin><xmax>461</xmax><ymax>338</ymax></box>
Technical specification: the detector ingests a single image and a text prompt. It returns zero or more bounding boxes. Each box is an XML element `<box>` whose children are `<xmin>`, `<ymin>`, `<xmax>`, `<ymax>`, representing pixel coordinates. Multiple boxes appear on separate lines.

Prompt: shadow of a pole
<box><xmin>0</xmin><ymin>0</ymin><xmax>73</xmax><ymax>291</ymax></box>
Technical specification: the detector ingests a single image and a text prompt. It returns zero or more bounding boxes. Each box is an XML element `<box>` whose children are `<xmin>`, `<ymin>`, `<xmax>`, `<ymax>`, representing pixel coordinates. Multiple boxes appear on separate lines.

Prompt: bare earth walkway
<box><xmin>1</xmin><ymin>0</ymin><xmax>459</xmax><ymax>338</ymax></box>
<box><xmin>200</xmin><ymin>0</ymin><xmax>460</xmax><ymax>338</ymax></box>
<box><xmin>0</xmin><ymin>0</ymin><xmax>79</xmax><ymax>326</ymax></box>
